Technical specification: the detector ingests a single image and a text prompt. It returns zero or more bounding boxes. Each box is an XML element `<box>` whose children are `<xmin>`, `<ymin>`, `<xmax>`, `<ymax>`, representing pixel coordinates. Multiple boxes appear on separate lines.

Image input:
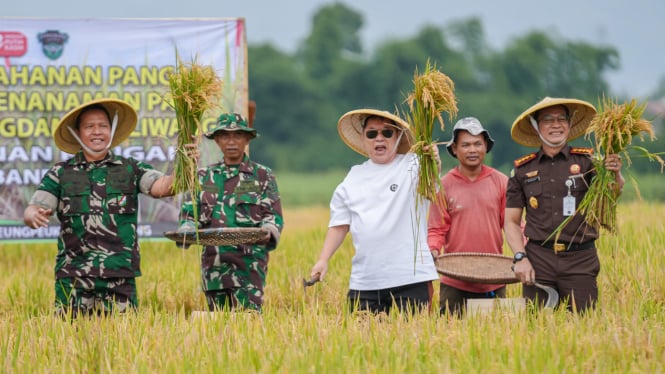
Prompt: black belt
<box><xmin>532</xmin><ymin>240</ymin><xmax>595</xmax><ymax>253</ymax></box>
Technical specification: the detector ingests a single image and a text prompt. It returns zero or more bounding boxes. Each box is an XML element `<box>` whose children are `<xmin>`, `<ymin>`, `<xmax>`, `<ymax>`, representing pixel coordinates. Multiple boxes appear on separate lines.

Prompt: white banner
<box><xmin>0</xmin><ymin>18</ymin><xmax>248</xmax><ymax>240</ymax></box>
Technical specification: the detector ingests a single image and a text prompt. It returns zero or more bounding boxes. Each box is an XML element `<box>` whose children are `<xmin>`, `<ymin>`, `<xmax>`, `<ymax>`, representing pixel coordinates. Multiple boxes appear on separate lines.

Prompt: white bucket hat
<box><xmin>446</xmin><ymin>117</ymin><xmax>495</xmax><ymax>158</ymax></box>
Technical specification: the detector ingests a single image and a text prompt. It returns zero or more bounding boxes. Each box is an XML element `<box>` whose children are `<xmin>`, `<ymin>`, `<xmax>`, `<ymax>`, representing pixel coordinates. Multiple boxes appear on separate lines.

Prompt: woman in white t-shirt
<box><xmin>309</xmin><ymin>109</ymin><xmax>439</xmax><ymax>314</ymax></box>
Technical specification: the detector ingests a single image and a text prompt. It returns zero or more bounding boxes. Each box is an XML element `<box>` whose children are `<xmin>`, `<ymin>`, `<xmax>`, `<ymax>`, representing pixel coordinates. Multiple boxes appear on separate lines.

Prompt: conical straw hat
<box><xmin>54</xmin><ymin>98</ymin><xmax>137</xmax><ymax>154</ymax></box>
<box><xmin>511</xmin><ymin>97</ymin><xmax>596</xmax><ymax>147</ymax></box>
<box><xmin>337</xmin><ymin>109</ymin><xmax>414</xmax><ymax>156</ymax></box>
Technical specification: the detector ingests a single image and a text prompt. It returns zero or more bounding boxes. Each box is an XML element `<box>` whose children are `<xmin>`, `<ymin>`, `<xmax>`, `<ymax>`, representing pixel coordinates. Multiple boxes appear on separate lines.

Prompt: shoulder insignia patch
<box><xmin>514</xmin><ymin>153</ymin><xmax>537</xmax><ymax>168</ymax></box>
<box><xmin>570</xmin><ymin>147</ymin><xmax>594</xmax><ymax>155</ymax></box>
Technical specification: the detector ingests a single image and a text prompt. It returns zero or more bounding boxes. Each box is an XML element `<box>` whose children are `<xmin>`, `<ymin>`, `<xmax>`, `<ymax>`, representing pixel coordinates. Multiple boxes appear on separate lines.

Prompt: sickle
<box><xmin>534</xmin><ymin>283</ymin><xmax>559</xmax><ymax>308</ymax></box>
<box><xmin>302</xmin><ymin>273</ymin><xmax>321</xmax><ymax>292</ymax></box>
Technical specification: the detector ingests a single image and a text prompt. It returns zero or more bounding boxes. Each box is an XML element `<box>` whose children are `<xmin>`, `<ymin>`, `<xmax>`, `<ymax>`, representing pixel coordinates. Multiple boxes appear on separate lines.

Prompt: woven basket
<box><xmin>164</xmin><ymin>227</ymin><xmax>266</xmax><ymax>246</ymax></box>
<box><xmin>436</xmin><ymin>252</ymin><xmax>519</xmax><ymax>284</ymax></box>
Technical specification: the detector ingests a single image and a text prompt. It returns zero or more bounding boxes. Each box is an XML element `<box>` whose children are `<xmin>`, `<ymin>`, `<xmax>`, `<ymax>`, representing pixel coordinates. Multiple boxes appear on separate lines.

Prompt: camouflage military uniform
<box><xmin>31</xmin><ymin>151</ymin><xmax>163</xmax><ymax>316</ymax></box>
<box><xmin>180</xmin><ymin>154</ymin><xmax>283</xmax><ymax>312</ymax></box>
<box><xmin>54</xmin><ymin>277</ymin><xmax>137</xmax><ymax>317</ymax></box>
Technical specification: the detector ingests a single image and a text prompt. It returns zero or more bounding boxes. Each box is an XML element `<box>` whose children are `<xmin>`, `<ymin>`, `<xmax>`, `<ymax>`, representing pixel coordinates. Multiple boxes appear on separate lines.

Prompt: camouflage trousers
<box><xmin>55</xmin><ymin>277</ymin><xmax>137</xmax><ymax>317</ymax></box>
<box><xmin>202</xmin><ymin>250</ymin><xmax>268</xmax><ymax>312</ymax></box>
<box><xmin>205</xmin><ymin>288</ymin><xmax>262</xmax><ymax>312</ymax></box>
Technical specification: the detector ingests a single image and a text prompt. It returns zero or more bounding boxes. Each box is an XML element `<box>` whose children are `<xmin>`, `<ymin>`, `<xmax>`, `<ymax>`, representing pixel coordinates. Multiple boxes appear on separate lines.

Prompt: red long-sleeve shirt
<box><xmin>428</xmin><ymin>165</ymin><xmax>508</xmax><ymax>293</ymax></box>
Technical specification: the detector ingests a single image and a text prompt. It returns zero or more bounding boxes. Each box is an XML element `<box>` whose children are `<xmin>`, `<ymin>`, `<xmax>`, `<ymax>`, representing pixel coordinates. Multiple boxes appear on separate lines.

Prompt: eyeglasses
<box><xmin>539</xmin><ymin>115</ymin><xmax>569</xmax><ymax>126</ymax></box>
<box><xmin>365</xmin><ymin>129</ymin><xmax>396</xmax><ymax>139</ymax></box>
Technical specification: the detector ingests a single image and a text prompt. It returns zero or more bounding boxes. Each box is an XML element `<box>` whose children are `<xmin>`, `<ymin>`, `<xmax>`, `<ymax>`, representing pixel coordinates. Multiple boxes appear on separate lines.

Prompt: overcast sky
<box><xmin>5</xmin><ymin>0</ymin><xmax>664</xmax><ymax>98</ymax></box>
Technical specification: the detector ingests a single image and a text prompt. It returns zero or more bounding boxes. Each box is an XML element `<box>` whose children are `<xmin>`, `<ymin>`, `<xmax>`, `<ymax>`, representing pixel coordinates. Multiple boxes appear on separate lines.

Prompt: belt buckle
<box><xmin>554</xmin><ymin>243</ymin><xmax>566</xmax><ymax>253</ymax></box>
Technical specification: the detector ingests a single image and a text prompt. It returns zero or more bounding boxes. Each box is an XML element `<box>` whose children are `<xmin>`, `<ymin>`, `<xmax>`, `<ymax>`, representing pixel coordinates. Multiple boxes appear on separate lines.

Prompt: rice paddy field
<box><xmin>1</xmin><ymin>201</ymin><xmax>663</xmax><ymax>373</ymax></box>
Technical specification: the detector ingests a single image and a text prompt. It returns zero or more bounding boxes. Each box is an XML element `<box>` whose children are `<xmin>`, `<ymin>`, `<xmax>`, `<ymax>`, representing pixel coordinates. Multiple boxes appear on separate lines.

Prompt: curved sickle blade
<box><xmin>534</xmin><ymin>283</ymin><xmax>559</xmax><ymax>308</ymax></box>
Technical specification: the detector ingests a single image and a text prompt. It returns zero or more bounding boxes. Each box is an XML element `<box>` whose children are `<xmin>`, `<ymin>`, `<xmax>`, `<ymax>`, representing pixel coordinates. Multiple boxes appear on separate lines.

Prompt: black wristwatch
<box><xmin>513</xmin><ymin>252</ymin><xmax>527</xmax><ymax>264</ymax></box>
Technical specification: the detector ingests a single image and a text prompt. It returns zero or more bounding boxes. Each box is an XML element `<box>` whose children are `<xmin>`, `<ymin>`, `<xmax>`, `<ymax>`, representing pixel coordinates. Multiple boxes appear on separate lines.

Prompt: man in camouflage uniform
<box><xmin>179</xmin><ymin>113</ymin><xmax>283</xmax><ymax>312</ymax></box>
<box><xmin>24</xmin><ymin>98</ymin><xmax>195</xmax><ymax>317</ymax></box>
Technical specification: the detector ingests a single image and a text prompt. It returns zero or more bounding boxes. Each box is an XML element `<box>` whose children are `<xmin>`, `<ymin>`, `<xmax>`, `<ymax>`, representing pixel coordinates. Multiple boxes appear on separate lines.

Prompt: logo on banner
<box><xmin>37</xmin><ymin>30</ymin><xmax>69</xmax><ymax>60</ymax></box>
<box><xmin>0</xmin><ymin>31</ymin><xmax>28</xmax><ymax>59</ymax></box>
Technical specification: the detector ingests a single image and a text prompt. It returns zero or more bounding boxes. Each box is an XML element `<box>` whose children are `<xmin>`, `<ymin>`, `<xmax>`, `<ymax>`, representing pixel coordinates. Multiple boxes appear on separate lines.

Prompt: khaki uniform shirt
<box><xmin>506</xmin><ymin>145</ymin><xmax>598</xmax><ymax>244</ymax></box>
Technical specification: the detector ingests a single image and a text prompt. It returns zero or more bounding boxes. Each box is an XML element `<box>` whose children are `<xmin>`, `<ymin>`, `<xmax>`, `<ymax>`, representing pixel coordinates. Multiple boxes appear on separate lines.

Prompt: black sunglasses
<box><xmin>365</xmin><ymin>129</ymin><xmax>396</xmax><ymax>139</ymax></box>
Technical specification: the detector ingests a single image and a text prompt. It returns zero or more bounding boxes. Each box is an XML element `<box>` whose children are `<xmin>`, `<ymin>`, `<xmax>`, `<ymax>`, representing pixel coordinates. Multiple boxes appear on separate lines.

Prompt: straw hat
<box><xmin>337</xmin><ymin>109</ymin><xmax>414</xmax><ymax>156</ymax></box>
<box><xmin>511</xmin><ymin>97</ymin><xmax>596</xmax><ymax>147</ymax></box>
<box><xmin>54</xmin><ymin>98</ymin><xmax>137</xmax><ymax>154</ymax></box>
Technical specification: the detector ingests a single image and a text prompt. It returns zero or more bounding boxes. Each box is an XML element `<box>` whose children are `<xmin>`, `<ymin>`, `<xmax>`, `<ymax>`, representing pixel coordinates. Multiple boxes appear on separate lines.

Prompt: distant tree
<box><xmin>248</xmin><ymin>43</ymin><xmax>358</xmax><ymax>170</ymax></box>
<box><xmin>245</xmin><ymin>13</ymin><xmax>625</xmax><ymax>173</ymax></box>
<box><xmin>359</xmin><ymin>25</ymin><xmax>467</xmax><ymax>111</ymax></box>
<box><xmin>299</xmin><ymin>3</ymin><xmax>364</xmax><ymax>81</ymax></box>
<box><xmin>501</xmin><ymin>31</ymin><xmax>619</xmax><ymax>99</ymax></box>
<box><xmin>445</xmin><ymin>17</ymin><xmax>493</xmax><ymax>90</ymax></box>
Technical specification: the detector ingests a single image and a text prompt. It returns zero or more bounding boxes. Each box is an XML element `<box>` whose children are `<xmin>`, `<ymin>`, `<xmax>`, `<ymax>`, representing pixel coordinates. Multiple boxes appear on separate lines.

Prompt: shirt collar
<box><xmin>220</xmin><ymin>154</ymin><xmax>253</xmax><ymax>173</ymax></box>
<box><xmin>70</xmin><ymin>151</ymin><xmax>118</xmax><ymax>166</ymax></box>
<box><xmin>536</xmin><ymin>145</ymin><xmax>571</xmax><ymax>162</ymax></box>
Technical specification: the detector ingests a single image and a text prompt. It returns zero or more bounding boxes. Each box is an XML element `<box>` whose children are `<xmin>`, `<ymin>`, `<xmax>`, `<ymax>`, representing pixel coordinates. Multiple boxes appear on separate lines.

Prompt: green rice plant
<box><xmin>402</xmin><ymin>59</ymin><xmax>458</xmax><ymax>203</ymax></box>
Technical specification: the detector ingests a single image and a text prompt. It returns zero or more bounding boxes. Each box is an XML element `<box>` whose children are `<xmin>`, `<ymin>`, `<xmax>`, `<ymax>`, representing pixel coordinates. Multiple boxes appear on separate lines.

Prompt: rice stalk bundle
<box><xmin>167</xmin><ymin>57</ymin><xmax>223</xmax><ymax>195</ymax></box>
<box><xmin>577</xmin><ymin>97</ymin><xmax>663</xmax><ymax>233</ymax></box>
<box><xmin>403</xmin><ymin>59</ymin><xmax>458</xmax><ymax>203</ymax></box>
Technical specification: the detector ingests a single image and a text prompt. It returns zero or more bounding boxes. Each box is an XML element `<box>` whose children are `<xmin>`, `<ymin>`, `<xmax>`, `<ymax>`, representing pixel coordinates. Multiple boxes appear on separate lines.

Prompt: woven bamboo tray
<box><xmin>436</xmin><ymin>252</ymin><xmax>519</xmax><ymax>284</ymax></box>
<box><xmin>164</xmin><ymin>227</ymin><xmax>266</xmax><ymax>246</ymax></box>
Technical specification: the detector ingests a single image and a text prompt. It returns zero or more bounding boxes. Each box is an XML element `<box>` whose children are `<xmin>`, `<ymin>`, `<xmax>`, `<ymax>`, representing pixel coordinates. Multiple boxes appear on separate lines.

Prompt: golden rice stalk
<box><xmin>579</xmin><ymin>97</ymin><xmax>661</xmax><ymax>233</ymax></box>
<box><xmin>403</xmin><ymin>59</ymin><xmax>458</xmax><ymax>202</ymax></box>
<box><xmin>167</xmin><ymin>57</ymin><xmax>223</xmax><ymax>195</ymax></box>
<box><xmin>589</xmin><ymin>96</ymin><xmax>655</xmax><ymax>156</ymax></box>
<box><xmin>548</xmin><ymin>97</ymin><xmax>662</xmax><ymax>242</ymax></box>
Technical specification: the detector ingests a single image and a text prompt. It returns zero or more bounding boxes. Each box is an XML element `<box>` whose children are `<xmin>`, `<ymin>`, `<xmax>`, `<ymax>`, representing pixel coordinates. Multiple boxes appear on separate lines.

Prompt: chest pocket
<box><xmin>200</xmin><ymin>183</ymin><xmax>221</xmax><ymax>220</ymax></box>
<box><xmin>106</xmin><ymin>165</ymin><xmax>138</xmax><ymax>215</ymax></box>
<box><xmin>235</xmin><ymin>181</ymin><xmax>263</xmax><ymax>226</ymax></box>
<box><xmin>522</xmin><ymin>175</ymin><xmax>543</xmax><ymax>199</ymax></box>
<box><xmin>59</xmin><ymin>169</ymin><xmax>90</xmax><ymax>215</ymax></box>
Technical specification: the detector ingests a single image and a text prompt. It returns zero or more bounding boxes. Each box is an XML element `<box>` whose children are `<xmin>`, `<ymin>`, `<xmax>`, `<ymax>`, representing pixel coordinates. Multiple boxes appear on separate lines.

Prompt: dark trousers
<box><xmin>347</xmin><ymin>281</ymin><xmax>433</xmax><ymax>314</ymax></box>
<box><xmin>525</xmin><ymin>241</ymin><xmax>600</xmax><ymax>313</ymax></box>
<box><xmin>439</xmin><ymin>284</ymin><xmax>506</xmax><ymax>317</ymax></box>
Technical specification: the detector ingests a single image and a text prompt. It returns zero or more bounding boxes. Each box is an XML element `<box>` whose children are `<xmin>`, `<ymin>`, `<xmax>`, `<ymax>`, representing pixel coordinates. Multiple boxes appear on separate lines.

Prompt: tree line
<box><xmin>246</xmin><ymin>3</ymin><xmax>664</xmax><ymax>174</ymax></box>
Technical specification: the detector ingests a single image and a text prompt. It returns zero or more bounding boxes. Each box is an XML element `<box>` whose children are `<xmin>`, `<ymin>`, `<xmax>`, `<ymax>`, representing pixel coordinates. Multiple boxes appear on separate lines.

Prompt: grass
<box><xmin>1</xmin><ymin>202</ymin><xmax>664</xmax><ymax>372</ymax></box>
<box><xmin>275</xmin><ymin>169</ymin><xmax>347</xmax><ymax>207</ymax></box>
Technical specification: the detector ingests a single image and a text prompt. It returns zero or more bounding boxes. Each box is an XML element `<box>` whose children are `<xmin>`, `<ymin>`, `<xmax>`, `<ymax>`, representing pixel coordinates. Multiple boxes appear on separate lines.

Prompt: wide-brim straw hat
<box><xmin>337</xmin><ymin>109</ymin><xmax>414</xmax><ymax>157</ymax></box>
<box><xmin>511</xmin><ymin>97</ymin><xmax>596</xmax><ymax>147</ymax></box>
<box><xmin>54</xmin><ymin>98</ymin><xmax>137</xmax><ymax>154</ymax></box>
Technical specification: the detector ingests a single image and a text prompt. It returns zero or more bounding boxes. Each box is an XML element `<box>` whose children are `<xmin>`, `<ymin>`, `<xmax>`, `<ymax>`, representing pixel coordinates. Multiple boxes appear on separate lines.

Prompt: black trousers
<box><xmin>439</xmin><ymin>284</ymin><xmax>506</xmax><ymax>317</ymax></box>
<box><xmin>347</xmin><ymin>281</ymin><xmax>433</xmax><ymax>314</ymax></box>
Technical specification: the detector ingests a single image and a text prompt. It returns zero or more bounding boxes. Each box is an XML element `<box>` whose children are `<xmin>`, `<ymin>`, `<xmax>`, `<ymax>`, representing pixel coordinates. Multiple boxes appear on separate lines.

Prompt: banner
<box><xmin>0</xmin><ymin>18</ymin><xmax>248</xmax><ymax>241</ymax></box>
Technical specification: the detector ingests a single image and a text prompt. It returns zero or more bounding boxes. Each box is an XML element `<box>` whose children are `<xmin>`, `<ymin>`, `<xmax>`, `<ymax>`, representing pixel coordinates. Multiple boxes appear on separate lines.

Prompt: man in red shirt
<box><xmin>428</xmin><ymin>117</ymin><xmax>508</xmax><ymax>316</ymax></box>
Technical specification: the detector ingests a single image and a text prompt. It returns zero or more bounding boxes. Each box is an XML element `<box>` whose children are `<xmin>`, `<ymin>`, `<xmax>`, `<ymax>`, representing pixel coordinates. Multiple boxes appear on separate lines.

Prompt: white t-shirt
<box><xmin>329</xmin><ymin>153</ymin><xmax>438</xmax><ymax>290</ymax></box>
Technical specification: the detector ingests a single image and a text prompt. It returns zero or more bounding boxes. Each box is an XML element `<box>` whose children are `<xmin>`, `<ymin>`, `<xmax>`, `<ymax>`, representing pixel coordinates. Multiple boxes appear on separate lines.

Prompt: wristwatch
<box><xmin>513</xmin><ymin>252</ymin><xmax>527</xmax><ymax>264</ymax></box>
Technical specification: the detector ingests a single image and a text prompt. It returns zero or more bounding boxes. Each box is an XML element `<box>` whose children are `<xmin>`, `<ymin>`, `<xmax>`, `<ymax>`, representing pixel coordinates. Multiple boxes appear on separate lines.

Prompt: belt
<box><xmin>533</xmin><ymin>240</ymin><xmax>595</xmax><ymax>253</ymax></box>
